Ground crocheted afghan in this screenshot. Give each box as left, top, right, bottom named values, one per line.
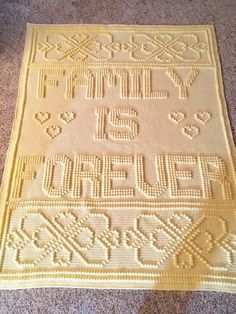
left=0, top=24, right=235, bottom=291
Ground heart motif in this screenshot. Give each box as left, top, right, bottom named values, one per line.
left=192, top=231, right=214, bottom=254
left=169, top=214, right=192, bottom=231
left=45, top=125, right=62, bottom=139
left=158, top=34, right=172, bottom=42
left=194, top=111, right=211, bottom=124
left=99, top=229, right=120, bottom=247
left=182, top=125, right=200, bottom=139
left=34, top=112, right=50, bottom=124
left=174, top=249, right=194, bottom=269
left=59, top=112, right=76, bottom=124
left=194, top=42, right=207, bottom=52
left=169, top=111, right=186, bottom=124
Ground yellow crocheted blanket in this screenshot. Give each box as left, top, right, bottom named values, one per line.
left=0, top=24, right=235, bottom=291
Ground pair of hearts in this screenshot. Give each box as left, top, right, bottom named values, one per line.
left=34, top=111, right=76, bottom=124
left=169, top=111, right=211, bottom=125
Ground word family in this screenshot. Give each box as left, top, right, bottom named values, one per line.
left=12, top=154, right=232, bottom=200
left=37, top=68, right=199, bottom=100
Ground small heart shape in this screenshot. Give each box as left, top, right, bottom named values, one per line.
left=194, top=111, right=211, bottom=124
left=158, top=34, right=172, bottom=42
left=45, top=125, right=62, bottom=139
left=54, top=212, right=77, bottom=228
left=182, top=125, right=200, bottom=139
left=169, top=214, right=192, bottom=231
left=169, top=111, right=186, bottom=124
left=194, top=42, right=207, bottom=52
left=99, top=229, right=120, bottom=248
left=34, top=112, right=50, bottom=124
left=60, top=112, right=76, bottom=124
left=192, top=231, right=214, bottom=254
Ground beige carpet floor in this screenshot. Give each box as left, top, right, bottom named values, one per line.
left=0, top=0, right=235, bottom=313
